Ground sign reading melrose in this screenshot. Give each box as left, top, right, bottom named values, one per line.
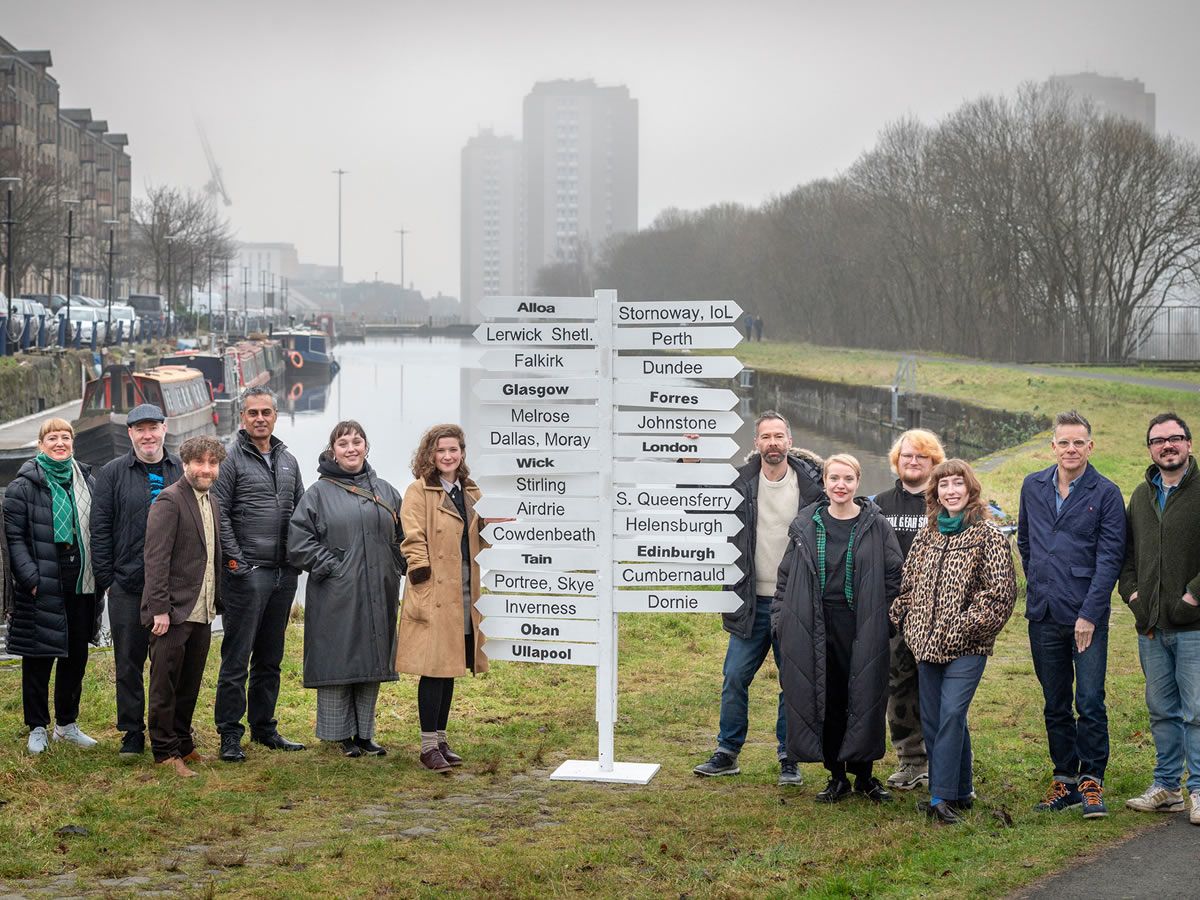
left=474, top=291, right=744, bottom=784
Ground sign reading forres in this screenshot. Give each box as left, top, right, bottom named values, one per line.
left=612, top=384, right=739, bottom=411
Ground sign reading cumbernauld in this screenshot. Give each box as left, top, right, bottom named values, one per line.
left=474, top=291, right=744, bottom=784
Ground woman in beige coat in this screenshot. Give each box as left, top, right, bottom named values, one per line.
left=396, top=423, right=488, bottom=771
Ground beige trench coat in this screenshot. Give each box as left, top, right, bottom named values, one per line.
left=395, top=476, right=488, bottom=677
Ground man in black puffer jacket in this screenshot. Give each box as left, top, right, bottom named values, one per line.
left=211, top=387, right=306, bottom=761
left=693, top=411, right=823, bottom=784
left=91, top=403, right=183, bottom=756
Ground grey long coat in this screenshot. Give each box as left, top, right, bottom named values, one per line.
left=772, top=498, right=903, bottom=764
left=288, top=458, right=404, bottom=687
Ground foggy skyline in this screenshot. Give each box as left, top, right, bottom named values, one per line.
left=9, top=0, right=1200, bottom=298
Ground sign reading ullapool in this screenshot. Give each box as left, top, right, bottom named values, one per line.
left=474, top=291, right=744, bottom=785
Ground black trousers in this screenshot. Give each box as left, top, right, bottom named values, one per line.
left=22, top=590, right=97, bottom=729
left=417, top=634, right=474, bottom=733
left=823, top=602, right=873, bottom=782
left=108, top=583, right=151, bottom=735
left=214, top=566, right=297, bottom=740
left=148, top=620, right=211, bottom=761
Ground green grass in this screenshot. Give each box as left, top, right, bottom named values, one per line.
left=0, top=341, right=1188, bottom=897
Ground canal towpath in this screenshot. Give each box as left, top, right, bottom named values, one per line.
left=0, top=399, right=78, bottom=456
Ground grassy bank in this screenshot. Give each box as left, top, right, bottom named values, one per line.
left=0, top=343, right=1193, bottom=898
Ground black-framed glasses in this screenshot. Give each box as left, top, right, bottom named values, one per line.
left=1148, top=434, right=1189, bottom=448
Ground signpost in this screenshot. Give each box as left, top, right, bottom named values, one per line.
left=474, top=289, right=745, bottom=784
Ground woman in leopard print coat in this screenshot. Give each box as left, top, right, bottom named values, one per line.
left=890, top=459, right=1016, bottom=823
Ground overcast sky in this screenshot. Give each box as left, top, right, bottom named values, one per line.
left=8, top=0, right=1199, bottom=297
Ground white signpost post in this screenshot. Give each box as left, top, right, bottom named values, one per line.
left=475, top=290, right=744, bottom=784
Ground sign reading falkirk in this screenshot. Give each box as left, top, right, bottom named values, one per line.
left=473, top=289, right=745, bottom=785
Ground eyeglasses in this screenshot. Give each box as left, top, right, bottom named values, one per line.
left=1148, top=434, right=1189, bottom=448
left=1053, top=439, right=1090, bottom=450
left=898, top=453, right=929, bottom=462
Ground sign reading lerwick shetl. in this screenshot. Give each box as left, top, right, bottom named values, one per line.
left=474, top=291, right=745, bottom=785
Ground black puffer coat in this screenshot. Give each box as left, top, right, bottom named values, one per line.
left=213, top=430, right=304, bottom=569
left=288, top=455, right=403, bottom=687
left=2, top=458, right=99, bottom=657
left=724, top=449, right=824, bottom=639
left=772, top=498, right=903, bottom=764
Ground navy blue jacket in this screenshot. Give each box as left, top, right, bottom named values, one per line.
left=1017, top=462, right=1126, bottom=626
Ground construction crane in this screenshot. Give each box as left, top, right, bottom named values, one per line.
left=198, top=121, right=232, bottom=207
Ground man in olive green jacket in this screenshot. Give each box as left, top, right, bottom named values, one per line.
left=1118, top=412, right=1200, bottom=824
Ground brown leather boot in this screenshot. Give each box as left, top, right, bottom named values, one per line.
left=157, top=757, right=197, bottom=778
left=419, top=748, right=452, bottom=772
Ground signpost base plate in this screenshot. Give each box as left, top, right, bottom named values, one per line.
left=550, top=759, right=660, bottom=784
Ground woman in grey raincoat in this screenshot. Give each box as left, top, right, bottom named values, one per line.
left=288, top=420, right=404, bottom=757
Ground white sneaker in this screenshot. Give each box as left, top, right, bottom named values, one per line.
left=52, top=723, right=98, bottom=748
left=27, top=726, right=49, bottom=754
left=1125, top=783, right=1185, bottom=813
left=1191, top=793, right=1200, bottom=826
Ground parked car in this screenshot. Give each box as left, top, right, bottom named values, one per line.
left=126, top=293, right=166, bottom=329
left=20, top=293, right=69, bottom=314
left=6, top=296, right=49, bottom=350
left=70, top=293, right=105, bottom=309
left=107, top=303, right=141, bottom=340
left=58, top=306, right=106, bottom=343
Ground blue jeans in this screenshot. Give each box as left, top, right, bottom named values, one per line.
left=1028, top=619, right=1109, bottom=782
left=717, top=597, right=786, bottom=759
left=918, top=655, right=986, bottom=801
left=1137, top=628, right=1200, bottom=791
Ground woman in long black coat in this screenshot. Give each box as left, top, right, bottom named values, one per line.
left=773, top=453, right=903, bottom=802
left=3, top=418, right=100, bottom=754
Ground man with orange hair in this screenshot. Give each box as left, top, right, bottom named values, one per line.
left=875, top=428, right=945, bottom=791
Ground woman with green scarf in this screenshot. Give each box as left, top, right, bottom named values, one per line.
left=890, top=459, right=1016, bottom=824
left=3, top=417, right=99, bottom=755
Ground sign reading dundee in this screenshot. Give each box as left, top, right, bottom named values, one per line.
left=474, top=289, right=744, bottom=785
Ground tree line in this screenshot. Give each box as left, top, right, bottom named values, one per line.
left=539, top=83, right=1200, bottom=363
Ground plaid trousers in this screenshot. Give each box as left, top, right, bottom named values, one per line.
left=314, top=682, right=380, bottom=741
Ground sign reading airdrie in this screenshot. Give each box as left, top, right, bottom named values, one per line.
left=474, top=289, right=744, bottom=785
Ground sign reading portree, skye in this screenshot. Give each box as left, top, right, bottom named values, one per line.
left=473, top=290, right=744, bottom=784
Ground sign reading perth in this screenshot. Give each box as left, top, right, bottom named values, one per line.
left=474, top=289, right=744, bottom=784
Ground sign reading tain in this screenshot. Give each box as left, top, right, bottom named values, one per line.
left=474, top=290, right=745, bottom=784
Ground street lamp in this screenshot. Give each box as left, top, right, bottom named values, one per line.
left=1, top=176, right=20, bottom=308
left=103, top=218, right=119, bottom=343
left=333, top=168, right=347, bottom=313
left=62, top=199, right=80, bottom=345
left=165, top=231, right=185, bottom=337
left=395, top=227, right=409, bottom=291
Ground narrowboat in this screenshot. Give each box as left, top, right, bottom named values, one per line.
left=274, top=328, right=339, bottom=376
left=161, top=341, right=278, bottom=432
left=72, top=365, right=217, bottom=466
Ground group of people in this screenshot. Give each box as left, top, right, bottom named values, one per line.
left=5, top=392, right=1198, bottom=823
left=4, top=387, right=485, bottom=776
left=694, top=409, right=1199, bottom=826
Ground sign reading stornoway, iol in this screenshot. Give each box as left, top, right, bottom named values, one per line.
left=474, top=289, right=745, bottom=785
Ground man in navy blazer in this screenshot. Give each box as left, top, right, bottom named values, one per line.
left=1018, top=410, right=1126, bottom=819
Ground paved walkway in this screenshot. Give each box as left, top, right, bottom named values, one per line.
left=915, top=355, right=1200, bottom=392
left=1014, top=813, right=1195, bottom=899
left=0, top=399, right=78, bottom=450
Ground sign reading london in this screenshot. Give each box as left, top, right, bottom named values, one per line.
left=474, top=289, right=745, bottom=786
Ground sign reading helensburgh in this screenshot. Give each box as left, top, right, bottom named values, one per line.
left=474, top=289, right=744, bottom=784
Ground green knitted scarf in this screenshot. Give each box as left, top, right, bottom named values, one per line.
left=812, top=507, right=858, bottom=609
left=37, top=452, right=77, bottom=543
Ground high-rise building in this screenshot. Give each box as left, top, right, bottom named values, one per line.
left=1050, top=72, right=1156, bottom=132
left=460, top=129, right=523, bottom=321
left=522, top=79, right=638, bottom=288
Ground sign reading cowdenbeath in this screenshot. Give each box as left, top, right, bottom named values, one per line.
left=473, top=289, right=745, bottom=785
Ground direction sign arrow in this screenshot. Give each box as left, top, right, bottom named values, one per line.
left=475, top=594, right=599, bottom=620
left=613, top=355, right=745, bottom=380
left=612, top=462, right=739, bottom=485
left=614, top=562, right=743, bottom=586
left=614, top=511, right=743, bottom=538
left=474, top=377, right=601, bottom=403
left=482, top=521, right=599, bottom=546
left=474, top=451, right=601, bottom=477
left=479, top=617, right=600, bottom=644
left=481, top=426, right=599, bottom=452
left=483, top=569, right=600, bottom=596
left=476, top=473, right=600, bottom=498
left=613, top=539, right=739, bottom=564
left=613, top=486, right=743, bottom=511
left=615, top=300, right=743, bottom=325
left=479, top=405, right=599, bottom=429
left=613, top=590, right=743, bottom=614
left=613, top=435, right=738, bottom=460
left=484, top=639, right=599, bottom=667
left=476, top=546, right=600, bottom=572
left=613, top=410, right=742, bottom=434
left=613, top=383, right=738, bottom=411
left=479, top=295, right=598, bottom=320
left=613, top=326, right=742, bottom=351
left=474, top=323, right=597, bottom=346
left=480, top=348, right=599, bottom=373
left=474, top=495, right=599, bottom=521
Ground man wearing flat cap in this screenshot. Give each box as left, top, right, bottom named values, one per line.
left=90, top=404, right=182, bottom=757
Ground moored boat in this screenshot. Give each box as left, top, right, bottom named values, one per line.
left=274, top=328, right=339, bottom=377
